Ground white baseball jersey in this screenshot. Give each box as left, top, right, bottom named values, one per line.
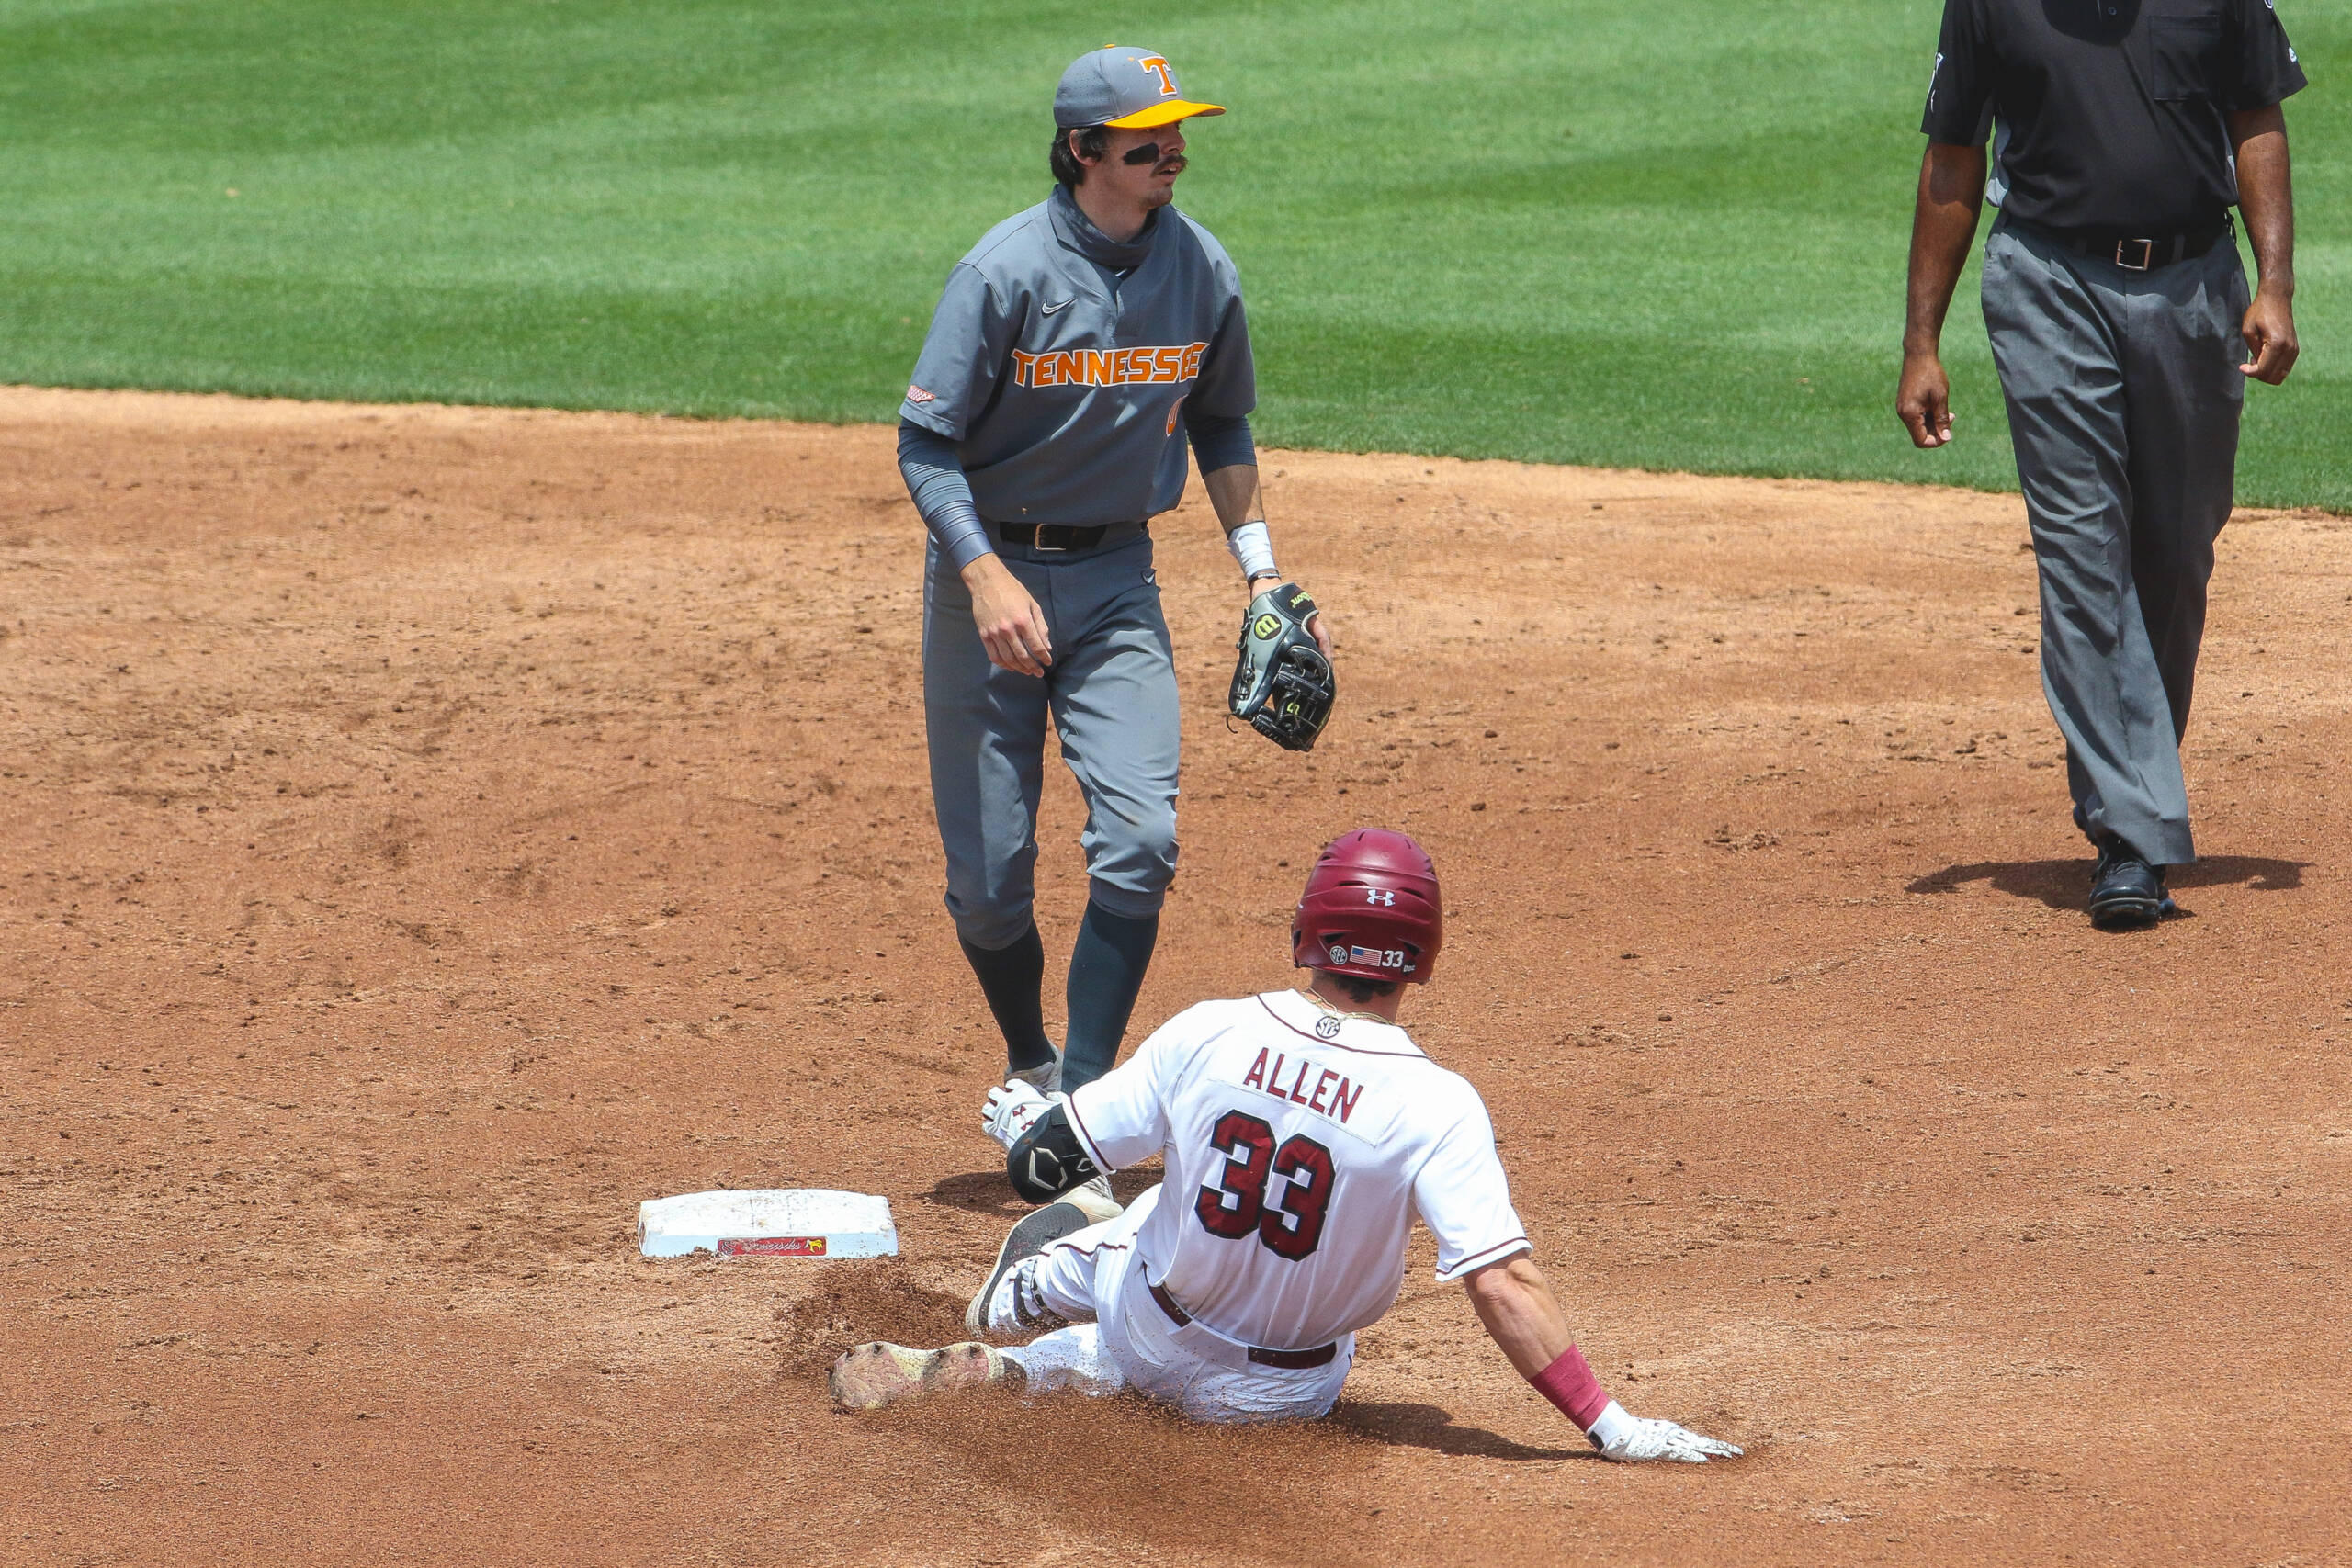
left=1065, top=989, right=1529, bottom=1352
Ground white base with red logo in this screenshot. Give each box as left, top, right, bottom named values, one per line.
left=636, top=1189, right=899, bottom=1260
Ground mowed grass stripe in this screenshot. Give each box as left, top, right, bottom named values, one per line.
left=1, top=0, right=2344, bottom=504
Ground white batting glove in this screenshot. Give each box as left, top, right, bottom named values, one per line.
left=980, top=1079, right=1061, bottom=1151
left=1586, top=1401, right=1743, bottom=1463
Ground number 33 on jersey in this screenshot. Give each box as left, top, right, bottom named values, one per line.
left=1064, top=989, right=1531, bottom=1354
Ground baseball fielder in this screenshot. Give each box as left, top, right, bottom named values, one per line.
left=830, top=830, right=1743, bottom=1461
left=898, top=45, right=1332, bottom=1156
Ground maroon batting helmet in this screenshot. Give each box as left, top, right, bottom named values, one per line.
left=1291, top=828, right=1443, bottom=984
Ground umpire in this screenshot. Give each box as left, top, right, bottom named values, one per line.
left=1897, top=0, right=2304, bottom=929
left=897, top=47, right=1329, bottom=1122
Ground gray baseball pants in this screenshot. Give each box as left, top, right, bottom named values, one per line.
left=922, top=530, right=1180, bottom=951
left=1980, top=217, right=2250, bottom=866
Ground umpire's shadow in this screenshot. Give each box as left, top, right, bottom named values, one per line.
left=1332, top=1401, right=1594, bottom=1461
left=1906, top=853, right=2309, bottom=911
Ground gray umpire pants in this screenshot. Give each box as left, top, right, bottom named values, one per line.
left=1980, top=216, right=2250, bottom=866
left=922, top=531, right=1180, bottom=951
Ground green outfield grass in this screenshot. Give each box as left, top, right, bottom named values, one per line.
left=3, top=1, right=2345, bottom=504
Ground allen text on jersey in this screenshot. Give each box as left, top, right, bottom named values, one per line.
left=1239, top=1046, right=1363, bottom=1125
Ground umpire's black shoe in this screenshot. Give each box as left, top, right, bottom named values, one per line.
left=2088, top=847, right=2175, bottom=930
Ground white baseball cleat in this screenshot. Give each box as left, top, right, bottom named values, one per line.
left=828, top=1340, right=1021, bottom=1412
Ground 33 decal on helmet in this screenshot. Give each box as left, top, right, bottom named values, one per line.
left=1292, top=829, right=1442, bottom=983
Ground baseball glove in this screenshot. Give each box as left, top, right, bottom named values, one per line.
left=1228, top=582, right=1333, bottom=751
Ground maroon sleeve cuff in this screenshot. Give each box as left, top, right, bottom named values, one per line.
left=1529, top=1344, right=1612, bottom=1431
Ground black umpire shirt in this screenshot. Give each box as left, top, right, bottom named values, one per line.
left=1923, top=0, right=2305, bottom=234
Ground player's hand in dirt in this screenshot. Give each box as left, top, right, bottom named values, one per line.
left=962, top=554, right=1053, bottom=676
left=1896, top=352, right=1955, bottom=448
left=980, top=1078, right=1058, bottom=1151
left=1592, top=1410, right=1743, bottom=1464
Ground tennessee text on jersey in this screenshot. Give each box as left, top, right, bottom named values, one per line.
left=1010, top=343, right=1208, bottom=389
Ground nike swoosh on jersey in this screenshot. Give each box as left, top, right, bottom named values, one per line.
left=1041, top=299, right=1074, bottom=315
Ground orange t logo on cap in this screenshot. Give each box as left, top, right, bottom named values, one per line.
left=1137, top=55, right=1176, bottom=94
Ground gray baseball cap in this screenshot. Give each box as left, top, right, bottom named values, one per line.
left=1054, top=46, right=1226, bottom=130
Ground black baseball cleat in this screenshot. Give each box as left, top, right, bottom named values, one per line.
left=965, top=1199, right=1100, bottom=1333
left=2088, top=846, right=2175, bottom=930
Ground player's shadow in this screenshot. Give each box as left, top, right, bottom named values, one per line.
left=1331, top=1401, right=1593, bottom=1462
left=922, top=1167, right=1163, bottom=1217
left=1905, top=854, right=2309, bottom=911
left=923, top=1171, right=1029, bottom=1217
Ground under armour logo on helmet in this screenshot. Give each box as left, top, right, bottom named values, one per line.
left=1365, top=888, right=1396, bottom=906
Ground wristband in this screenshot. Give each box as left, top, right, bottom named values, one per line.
left=1528, top=1345, right=1613, bottom=1431
left=1226, top=520, right=1276, bottom=582
left=1583, top=1400, right=1637, bottom=1452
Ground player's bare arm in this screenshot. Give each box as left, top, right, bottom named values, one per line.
left=2229, top=104, right=2297, bottom=386
left=959, top=553, right=1053, bottom=676
left=1460, top=1252, right=1569, bottom=1373
left=1202, top=462, right=1332, bottom=659
left=1463, top=1253, right=1740, bottom=1463
left=1897, top=140, right=1987, bottom=449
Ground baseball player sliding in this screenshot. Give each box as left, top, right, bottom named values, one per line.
left=898, top=43, right=1334, bottom=1182
left=831, top=830, right=1742, bottom=1461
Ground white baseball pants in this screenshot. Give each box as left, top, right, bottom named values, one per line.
left=993, top=1185, right=1355, bottom=1424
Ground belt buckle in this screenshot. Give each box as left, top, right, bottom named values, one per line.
left=1030, top=525, right=1072, bottom=554
left=2114, top=237, right=2154, bottom=272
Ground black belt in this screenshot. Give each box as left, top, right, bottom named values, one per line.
left=992, top=522, right=1134, bottom=553
left=2018, top=218, right=2229, bottom=273
left=1148, top=1280, right=1338, bottom=1369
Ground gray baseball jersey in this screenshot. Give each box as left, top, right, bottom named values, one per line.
left=899, top=186, right=1255, bottom=526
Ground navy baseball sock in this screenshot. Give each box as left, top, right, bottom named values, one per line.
left=1061, top=902, right=1159, bottom=1091
left=958, top=925, right=1057, bottom=1077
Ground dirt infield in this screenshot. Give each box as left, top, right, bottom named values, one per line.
left=2, top=386, right=2346, bottom=1566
